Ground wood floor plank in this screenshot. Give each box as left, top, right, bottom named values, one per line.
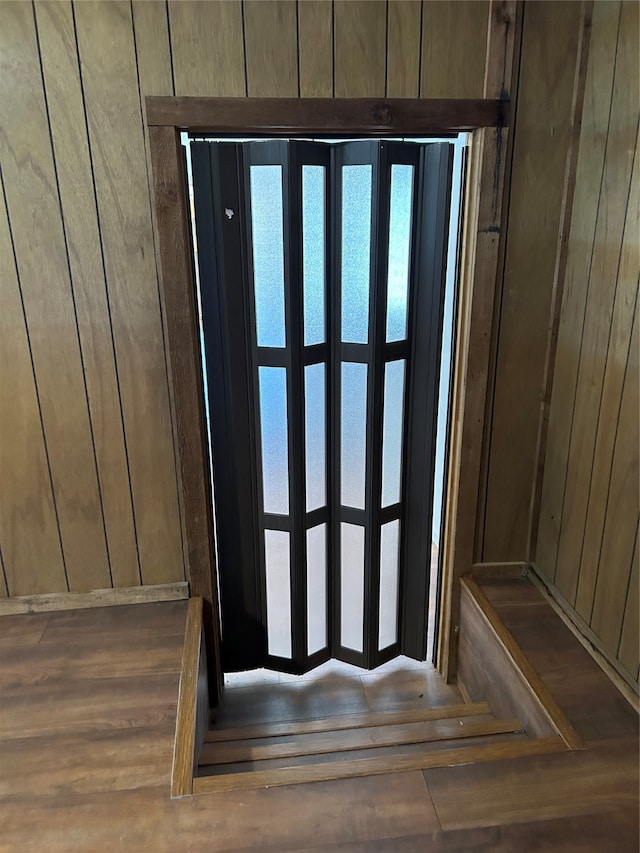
left=206, top=702, right=492, bottom=743
left=0, top=772, right=440, bottom=853
left=193, top=737, right=566, bottom=795
left=0, top=613, right=50, bottom=647
left=0, top=673, right=180, bottom=740
left=424, top=738, right=639, bottom=831
left=199, top=717, right=521, bottom=766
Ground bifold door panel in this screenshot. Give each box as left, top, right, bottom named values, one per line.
left=190, top=139, right=453, bottom=674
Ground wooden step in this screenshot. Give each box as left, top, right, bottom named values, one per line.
left=199, top=715, right=521, bottom=766
left=205, top=701, right=491, bottom=743
left=192, top=735, right=567, bottom=794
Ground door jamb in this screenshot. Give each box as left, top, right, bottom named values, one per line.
left=148, top=59, right=516, bottom=702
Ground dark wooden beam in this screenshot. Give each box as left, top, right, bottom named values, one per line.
left=146, top=96, right=509, bottom=134
left=148, top=124, right=222, bottom=707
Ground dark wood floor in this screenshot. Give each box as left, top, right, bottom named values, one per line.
left=0, top=579, right=637, bottom=852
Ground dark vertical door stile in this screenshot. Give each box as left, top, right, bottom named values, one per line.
left=402, top=143, right=454, bottom=660
left=189, top=138, right=454, bottom=675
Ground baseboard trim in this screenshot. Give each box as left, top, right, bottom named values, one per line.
left=0, top=582, right=189, bottom=615
left=527, top=564, right=639, bottom=713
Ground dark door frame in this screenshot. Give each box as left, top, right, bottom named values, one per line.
left=148, top=95, right=512, bottom=706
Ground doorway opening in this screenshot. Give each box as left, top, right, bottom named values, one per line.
left=182, top=134, right=466, bottom=687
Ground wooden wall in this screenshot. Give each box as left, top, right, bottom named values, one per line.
left=533, top=1, right=639, bottom=688
left=0, top=0, right=494, bottom=598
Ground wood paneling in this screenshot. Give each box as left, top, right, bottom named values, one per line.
left=421, top=1, right=489, bottom=98
left=35, top=0, right=140, bottom=588
left=482, top=0, right=584, bottom=561
left=534, top=1, right=640, bottom=687
left=0, top=175, right=65, bottom=595
left=0, top=2, right=110, bottom=592
left=74, top=1, right=183, bottom=586
left=334, top=0, right=386, bottom=98
left=387, top=1, right=422, bottom=98
left=168, top=0, right=245, bottom=97
left=244, top=1, right=298, bottom=97
left=298, top=0, right=333, bottom=98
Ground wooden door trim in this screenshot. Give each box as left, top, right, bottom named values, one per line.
left=146, top=96, right=508, bottom=135
left=147, top=90, right=512, bottom=698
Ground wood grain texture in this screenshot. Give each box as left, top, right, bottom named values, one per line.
left=535, top=0, right=621, bottom=581
left=386, top=0, right=421, bottom=98
left=0, top=1, right=110, bottom=592
left=528, top=563, right=640, bottom=708
left=0, top=597, right=636, bottom=850
left=438, top=125, right=510, bottom=677
left=0, top=167, right=65, bottom=595
left=131, top=0, right=174, bottom=97
left=199, top=717, right=523, bottom=766
left=554, top=4, right=638, bottom=605
left=298, top=0, right=333, bottom=98
left=0, top=582, right=188, bottom=616
left=617, top=529, right=639, bottom=680
left=244, top=0, right=298, bottom=97
left=146, top=95, right=507, bottom=133
left=168, top=0, right=245, bottom=97
left=460, top=577, right=584, bottom=748
left=74, top=0, right=183, bottom=587
left=206, top=702, right=492, bottom=743
left=590, top=309, right=639, bottom=648
left=148, top=124, right=221, bottom=705
left=533, top=2, right=639, bottom=686
left=421, top=1, right=489, bottom=98
left=35, top=0, right=140, bottom=588
left=334, top=0, right=386, bottom=97
left=575, top=146, right=639, bottom=619
left=425, top=739, right=638, bottom=831
left=171, top=597, right=203, bottom=797
left=483, top=0, right=584, bottom=561
left=193, top=737, right=565, bottom=795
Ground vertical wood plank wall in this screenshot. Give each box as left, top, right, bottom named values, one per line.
left=534, top=1, right=639, bottom=687
left=0, top=0, right=492, bottom=599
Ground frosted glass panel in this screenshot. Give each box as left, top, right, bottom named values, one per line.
left=379, top=520, right=400, bottom=650
left=304, top=363, right=326, bottom=512
left=341, top=165, right=372, bottom=343
left=265, top=530, right=291, bottom=658
left=341, top=362, right=368, bottom=509
left=307, top=524, right=327, bottom=655
left=386, top=165, right=414, bottom=342
left=381, top=360, right=406, bottom=508
left=341, top=523, right=365, bottom=652
left=258, top=367, right=289, bottom=515
left=250, top=166, right=286, bottom=348
left=303, top=166, right=326, bottom=346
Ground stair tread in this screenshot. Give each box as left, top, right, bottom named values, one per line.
left=193, top=735, right=567, bottom=794
left=205, top=701, right=492, bottom=743
left=199, top=715, right=522, bottom=767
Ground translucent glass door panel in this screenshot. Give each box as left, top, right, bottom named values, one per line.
left=381, top=360, right=406, bottom=508
left=265, top=530, right=292, bottom=658
left=250, top=166, right=286, bottom=348
left=303, top=166, right=326, bottom=346
left=379, top=520, right=400, bottom=650
left=304, top=363, right=326, bottom=512
left=341, top=165, right=372, bottom=343
left=340, top=523, right=365, bottom=652
left=341, top=362, right=368, bottom=509
left=307, top=524, right=327, bottom=655
left=386, top=165, right=414, bottom=342
left=258, top=366, right=289, bottom=515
